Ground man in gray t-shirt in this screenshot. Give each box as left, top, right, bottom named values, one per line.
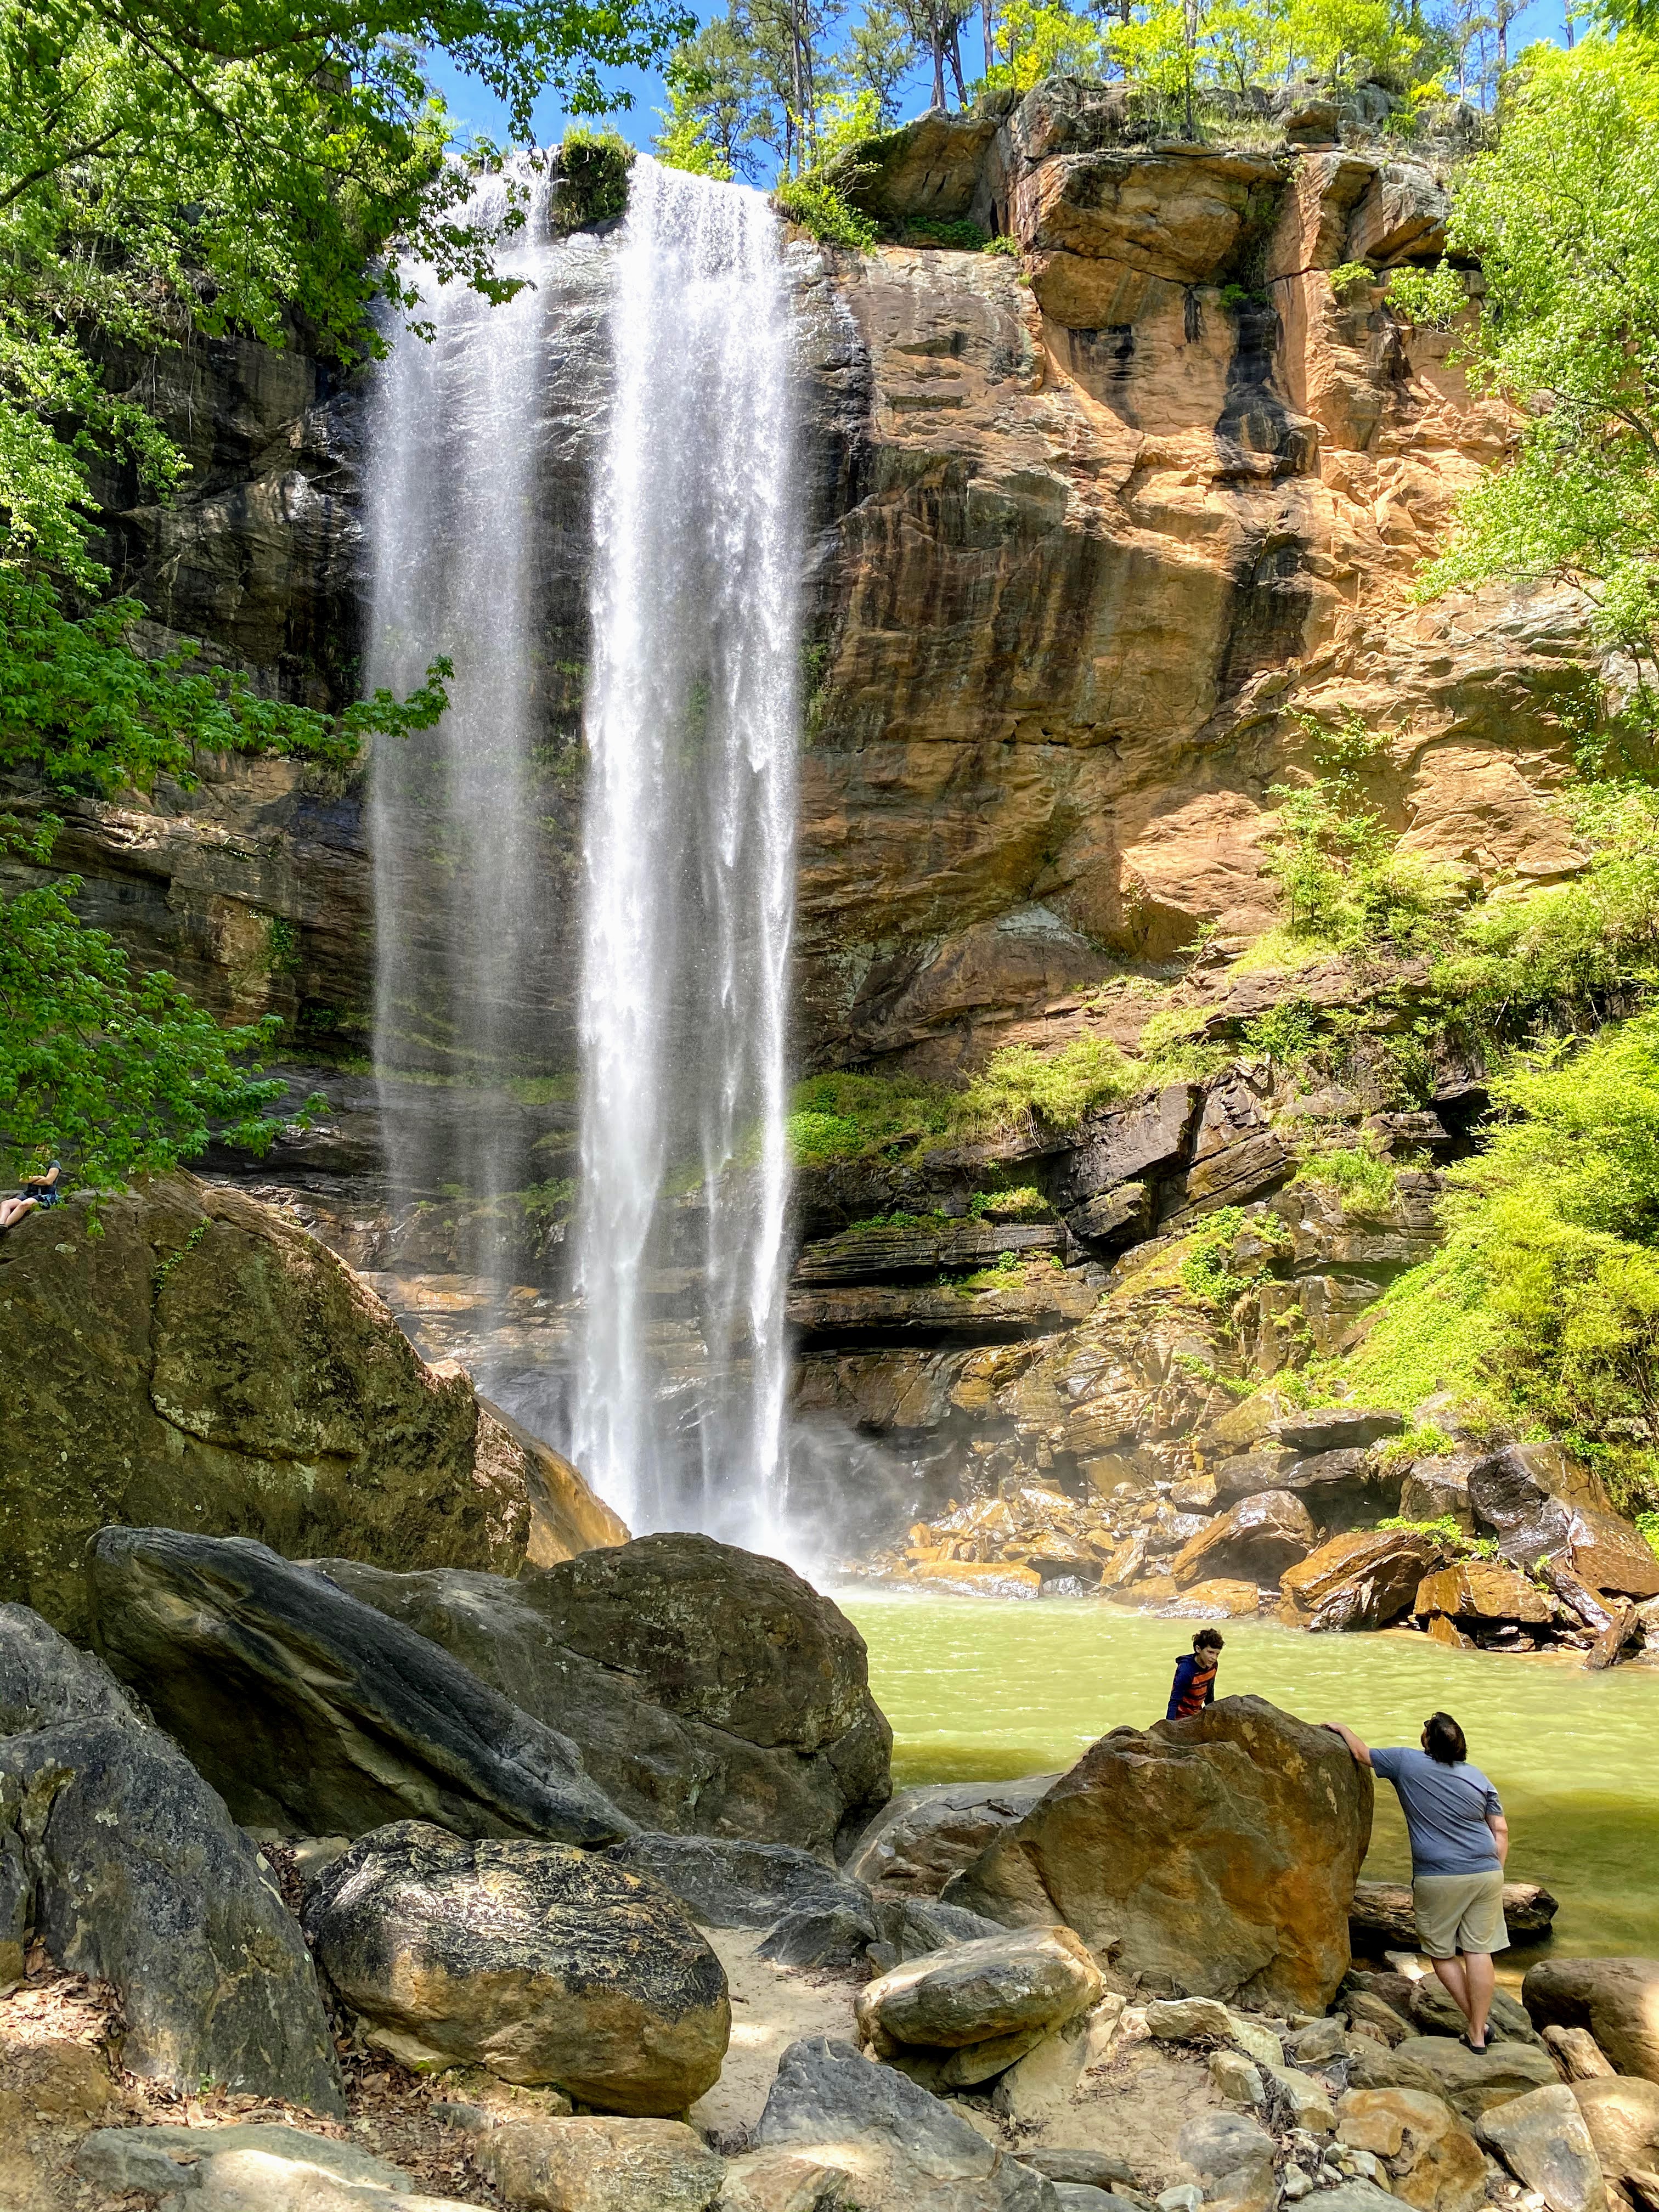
left=1325, top=1711, right=1510, bottom=2051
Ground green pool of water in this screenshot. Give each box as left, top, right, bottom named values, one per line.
left=840, top=1592, right=1659, bottom=1961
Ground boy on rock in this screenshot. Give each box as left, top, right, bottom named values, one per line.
left=1167, top=1627, right=1224, bottom=1720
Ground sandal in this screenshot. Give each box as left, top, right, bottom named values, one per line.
left=1462, top=2034, right=1489, bottom=2053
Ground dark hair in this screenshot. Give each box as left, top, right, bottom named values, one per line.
left=1424, top=1712, right=1467, bottom=1765
left=1194, top=1629, right=1226, bottom=1654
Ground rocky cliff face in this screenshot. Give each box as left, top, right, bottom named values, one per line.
left=10, top=80, right=1595, bottom=1096
left=10, top=85, right=1626, bottom=1578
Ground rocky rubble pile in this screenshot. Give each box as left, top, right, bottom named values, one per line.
left=861, top=1420, right=1659, bottom=1669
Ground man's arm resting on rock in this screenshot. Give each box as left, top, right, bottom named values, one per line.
left=1322, top=1722, right=1373, bottom=1765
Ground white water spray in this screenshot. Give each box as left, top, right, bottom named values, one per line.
left=571, top=160, right=802, bottom=1545
left=365, top=169, right=554, bottom=1257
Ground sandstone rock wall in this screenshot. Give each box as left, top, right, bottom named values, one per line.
left=8, top=81, right=1600, bottom=1110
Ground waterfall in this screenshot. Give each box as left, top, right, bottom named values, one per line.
left=366, top=168, right=556, bottom=1269
left=571, top=159, right=802, bottom=1548
left=366, top=156, right=802, bottom=1547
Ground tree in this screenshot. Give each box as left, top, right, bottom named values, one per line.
left=0, top=0, right=692, bottom=1187
left=895, top=0, right=974, bottom=108
left=988, top=0, right=1105, bottom=88
left=658, top=15, right=780, bottom=175
left=1418, top=36, right=1659, bottom=700
left=842, top=0, right=919, bottom=120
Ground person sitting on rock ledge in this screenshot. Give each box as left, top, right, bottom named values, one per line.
left=1323, top=1709, right=1510, bottom=2052
left=1167, top=1627, right=1224, bottom=1720
left=0, top=1158, right=60, bottom=1231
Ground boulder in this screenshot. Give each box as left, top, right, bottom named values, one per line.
left=855, top=1925, right=1103, bottom=2050
left=721, top=2153, right=854, bottom=2212
left=1334, top=2088, right=1486, bottom=2212
left=753, top=2036, right=1058, bottom=2210
left=1408, top=1978, right=1540, bottom=2046
left=1391, top=2036, right=1558, bottom=2120
left=1545, top=2028, right=1616, bottom=2082
left=1166, top=1579, right=1263, bottom=1618
left=0, top=1177, right=588, bottom=1640
left=303, top=1821, right=729, bottom=2112
left=941, top=1696, right=1372, bottom=2013
left=316, top=1537, right=891, bottom=1854
left=1279, top=1449, right=1399, bottom=1527
left=758, top=1904, right=878, bottom=1968
left=86, top=1527, right=630, bottom=1844
left=873, top=1894, right=1012, bottom=1963
left=1414, top=1560, right=1555, bottom=1627
left=1523, top=1959, right=1659, bottom=2084
left=1350, top=1880, right=1558, bottom=1954
left=1270, top=1409, right=1406, bottom=1454
left=1571, top=2076, right=1659, bottom=2186
left=1054, top=1086, right=1201, bottom=1207
left=1479, top=2084, right=1607, bottom=2212
left=1168, top=1493, right=1317, bottom=1589
left=475, top=2115, right=727, bottom=2211
left=602, top=1832, right=872, bottom=1929
left=845, top=1776, right=1062, bottom=1898
left=1022, top=2151, right=1138, bottom=2191
left=1279, top=1528, right=1444, bottom=1632
left=1176, top=2110, right=1278, bottom=2208
left=1214, top=1450, right=1297, bottom=1502
left=76, top=2123, right=476, bottom=2208
left=1399, top=1458, right=1476, bottom=1532
left=0, top=1685, right=342, bottom=2112
left=1469, top=1449, right=1659, bottom=1597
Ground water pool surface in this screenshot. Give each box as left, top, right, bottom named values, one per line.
left=841, top=1593, right=1659, bottom=1960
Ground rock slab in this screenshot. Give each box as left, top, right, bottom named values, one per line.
left=0, top=1606, right=342, bottom=2113
left=1524, top=1958, right=1659, bottom=2085
left=318, top=1537, right=890, bottom=1856
left=855, top=1925, right=1103, bottom=2050
left=304, top=1821, right=729, bottom=2113
left=87, top=1526, right=630, bottom=1844
left=1479, top=2084, right=1607, bottom=2212
left=476, top=2115, right=727, bottom=2211
left=942, top=1696, right=1372, bottom=2013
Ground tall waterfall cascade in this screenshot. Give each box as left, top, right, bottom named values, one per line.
left=572, top=161, right=802, bottom=1547
left=367, top=158, right=803, bottom=1549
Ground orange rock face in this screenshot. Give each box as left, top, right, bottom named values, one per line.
left=797, top=89, right=1599, bottom=1073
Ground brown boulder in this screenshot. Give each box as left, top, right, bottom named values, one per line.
left=939, top=1695, right=1372, bottom=2013
left=1335, top=2086, right=1487, bottom=2212
left=1169, top=1493, right=1316, bottom=1590
left=1524, top=1959, right=1659, bottom=2085
left=0, top=1177, right=608, bottom=1641
left=1414, top=1561, right=1555, bottom=1626
left=1571, top=2076, right=1659, bottom=2186
left=1280, top=1528, right=1444, bottom=1632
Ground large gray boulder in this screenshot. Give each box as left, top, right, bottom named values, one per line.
left=0, top=1605, right=342, bottom=2112
left=754, top=2036, right=1059, bottom=2210
left=1469, top=1449, right=1659, bottom=1598
left=1571, top=2076, right=1659, bottom=2187
left=317, top=1534, right=891, bottom=1854
left=845, top=1776, right=1060, bottom=1898
left=602, top=1832, right=873, bottom=1928
left=86, top=1527, right=631, bottom=1844
left=304, top=1821, right=729, bottom=2114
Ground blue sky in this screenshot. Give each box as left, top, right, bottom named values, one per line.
left=421, top=0, right=1579, bottom=168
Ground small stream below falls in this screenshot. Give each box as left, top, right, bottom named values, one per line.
left=844, top=1593, right=1659, bottom=1960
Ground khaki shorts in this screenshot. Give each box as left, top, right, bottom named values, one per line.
left=1413, top=1869, right=1509, bottom=1959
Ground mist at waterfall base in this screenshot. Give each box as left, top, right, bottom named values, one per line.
left=369, top=157, right=819, bottom=1559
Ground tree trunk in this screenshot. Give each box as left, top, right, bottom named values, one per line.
left=983, top=0, right=995, bottom=78
left=930, top=31, right=946, bottom=109
left=947, top=21, right=967, bottom=105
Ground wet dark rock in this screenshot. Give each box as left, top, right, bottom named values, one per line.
left=845, top=1780, right=1063, bottom=1899
left=1067, top=1181, right=1154, bottom=1251
left=1053, top=1087, right=1201, bottom=1210
left=87, top=1527, right=631, bottom=1844
left=1279, top=1528, right=1447, bottom=1633
left=0, top=1605, right=341, bottom=2111
left=1269, top=1409, right=1406, bottom=1455
left=1470, top=1450, right=1659, bottom=1598
left=317, top=1537, right=890, bottom=1855
left=1279, top=1448, right=1401, bottom=1527
left=304, top=1820, right=729, bottom=2112
left=602, top=1833, right=873, bottom=1929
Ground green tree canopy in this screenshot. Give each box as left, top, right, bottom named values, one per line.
left=1419, top=35, right=1659, bottom=701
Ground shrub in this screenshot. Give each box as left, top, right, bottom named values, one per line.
left=1290, top=1144, right=1398, bottom=1215
left=787, top=1071, right=958, bottom=1163
left=984, top=233, right=1022, bottom=256
left=774, top=171, right=878, bottom=251
left=1375, top=1513, right=1498, bottom=1559
left=904, top=217, right=990, bottom=251
left=969, top=1184, right=1052, bottom=1220
left=553, top=129, right=634, bottom=230
left=1329, top=261, right=1378, bottom=302
left=1386, top=261, right=1467, bottom=331
left=1179, top=1207, right=1249, bottom=1313
left=962, top=1035, right=1143, bottom=1131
